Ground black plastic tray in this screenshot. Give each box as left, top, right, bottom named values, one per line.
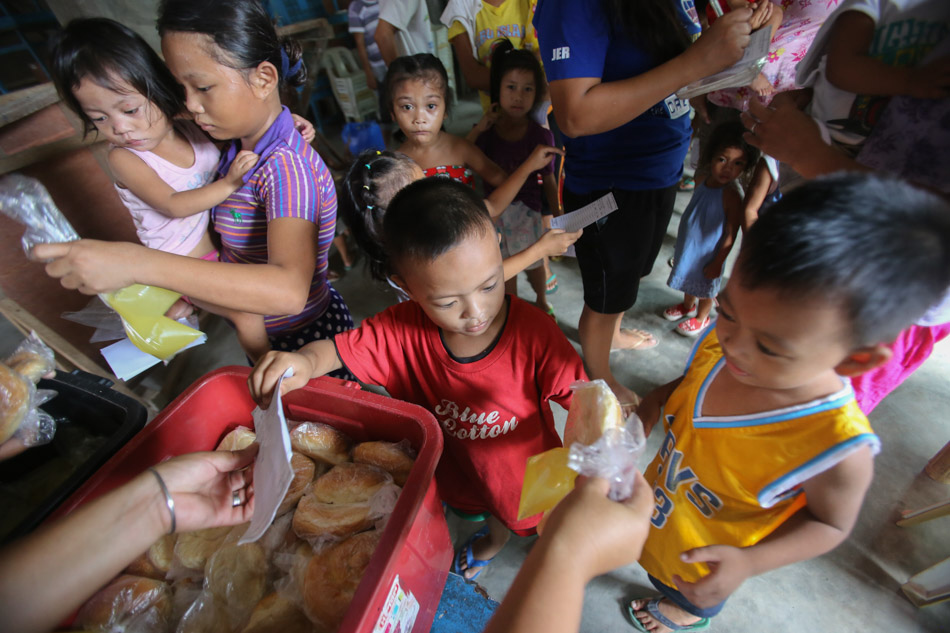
left=0, top=370, right=146, bottom=544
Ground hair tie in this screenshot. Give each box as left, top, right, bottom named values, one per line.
left=363, top=185, right=370, bottom=190
left=365, top=163, right=372, bottom=169
left=367, top=205, right=374, bottom=210
left=279, top=48, right=303, bottom=79
left=376, top=150, right=381, bottom=155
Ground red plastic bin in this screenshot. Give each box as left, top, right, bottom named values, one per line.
left=49, top=366, right=453, bottom=633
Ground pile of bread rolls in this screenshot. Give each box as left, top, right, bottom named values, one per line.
left=74, top=422, right=416, bottom=633
left=0, top=333, right=56, bottom=448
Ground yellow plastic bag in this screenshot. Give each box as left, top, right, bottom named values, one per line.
left=103, top=284, right=203, bottom=360
left=517, top=447, right=577, bottom=520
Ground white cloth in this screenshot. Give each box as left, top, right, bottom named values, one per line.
left=440, top=0, right=481, bottom=57
left=796, top=0, right=950, bottom=146
left=379, top=0, right=435, bottom=57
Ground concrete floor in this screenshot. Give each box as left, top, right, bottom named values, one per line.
left=4, top=98, right=947, bottom=632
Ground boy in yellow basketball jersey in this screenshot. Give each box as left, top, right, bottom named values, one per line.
left=626, top=174, right=950, bottom=633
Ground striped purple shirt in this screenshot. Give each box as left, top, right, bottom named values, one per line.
left=213, top=107, right=337, bottom=334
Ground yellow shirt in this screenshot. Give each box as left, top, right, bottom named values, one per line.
left=638, top=328, right=880, bottom=587
left=447, top=0, right=539, bottom=111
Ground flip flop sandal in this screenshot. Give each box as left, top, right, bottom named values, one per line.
left=612, top=328, right=659, bottom=351
left=545, top=273, right=559, bottom=295
left=625, top=598, right=711, bottom=632
left=677, top=175, right=696, bottom=191
left=452, top=526, right=495, bottom=582
left=546, top=304, right=556, bottom=320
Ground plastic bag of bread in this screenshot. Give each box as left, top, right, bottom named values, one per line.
left=4, top=332, right=55, bottom=383
left=292, top=463, right=399, bottom=545
left=215, top=426, right=257, bottom=452
left=170, top=526, right=232, bottom=577
left=126, top=533, right=177, bottom=581
left=303, top=530, right=381, bottom=631
left=352, top=440, right=416, bottom=486
left=289, top=421, right=350, bottom=465
left=240, top=592, right=312, bottom=633
left=203, top=542, right=269, bottom=630
left=0, top=361, right=57, bottom=451
left=76, top=574, right=172, bottom=632
left=0, top=174, right=80, bottom=253
left=518, top=380, right=646, bottom=521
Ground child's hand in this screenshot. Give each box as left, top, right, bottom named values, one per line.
left=540, top=474, right=654, bottom=582
left=33, top=240, right=137, bottom=294
left=524, top=144, right=565, bottom=172
left=473, top=106, right=500, bottom=135
left=291, top=113, right=317, bottom=143
left=702, top=259, right=724, bottom=279
left=904, top=55, right=950, bottom=99
left=537, top=228, right=582, bottom=258
left=248, top=350, right=315, bottom=408
left=691, top=95, right=711, bottom=127
left=673, top=545, right=754, bottom=608
left=748, top=0, right=773, bottom=31
left=225, top=150, right=259, bottom=187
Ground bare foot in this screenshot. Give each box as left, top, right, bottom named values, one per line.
left=629, top=598, right=702, bottom=633
left=611, top=328, right=658, bottom=351
left=750, top=72, right=773, bottom=98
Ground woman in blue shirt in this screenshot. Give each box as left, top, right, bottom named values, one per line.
left=535, top=0, right=753, bottom=407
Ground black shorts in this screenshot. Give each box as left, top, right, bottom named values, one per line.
left=564, top=185, right=677, bottom=314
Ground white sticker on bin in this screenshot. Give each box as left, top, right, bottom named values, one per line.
left=550, top=192, right=619, bottom=257
left=373, top=575, right=419, bottom=633
left=239, top=368, right=294, bottom=545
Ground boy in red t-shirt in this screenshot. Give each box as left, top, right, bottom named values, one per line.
left=250, top=177, right=587, bottom=580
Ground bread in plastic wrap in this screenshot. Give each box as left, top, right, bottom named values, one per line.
left=215, top=426, right=256, bottom=452
left=174, top=526, right=232, bottom=572
left=352, top=441, right=415, bottom=486
left=311, top=462, right=392, bottom=504
left=303, top=530, right=380, bottom=631
left=76, top=574, right=172, bottom=632
left=562, top=379, right=625, bottom=446
left=240, top=593, right=312, bottom=633
left=4, top=332, right=55, bottom=383
left=277, top=452, right=317, bottom=516
left=289, top=421, right=350, bottom=465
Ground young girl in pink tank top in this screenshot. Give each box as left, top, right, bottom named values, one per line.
left=51, top=18, right=271, bottom=360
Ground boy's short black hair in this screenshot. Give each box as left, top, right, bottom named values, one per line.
left=49, top=17, right=184, bottom=137
left=383, top=178, right=493, bottom=273
left=737, top=173, right=950, bottom=346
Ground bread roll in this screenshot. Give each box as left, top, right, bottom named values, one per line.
left=303, top=530, right=380, bottom=630
left=241, top=593, right=312, bottom=633
left=353, top=441, right=415, bottom=485
left=147, top=533, right=176, bottom=574
left=563, top=379, right=625, bottom=446
left=277, top=452, right=316, bottom=516
left=174, top=526, right=231, bottom=571
left=292, top=494, right=373, bottom=541
left=204, top=542, right=268, bottom=610
left=290, top=421, right=350, bottom=465
left=6, top=350, right=54, bottom=384
left=124, top=551, right=165, bottom=581
left=216, top=426, right=257, bottom=451
left=0, top=363, right=30, bottom=444
left=76, top=575, right=172, bottom=631
left=312, top=462, right=392, bottom=504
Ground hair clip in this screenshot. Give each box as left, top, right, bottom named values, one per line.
left=363, top=185, right=370, bottom=190
left=376, top=150, right=381, bottom=155
left=365, top=163, right=372, bottom=170
left=367, top=205, right=374, bottom=210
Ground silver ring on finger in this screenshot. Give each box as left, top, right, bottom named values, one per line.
left=232, top=490, right=243, bottom=507
left=750, top=122, right=758, bottom=135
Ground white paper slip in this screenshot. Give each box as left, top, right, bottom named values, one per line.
left=550, top=192, right=618, bottom=257
left=239, top=368, right=295, bottom=545
left=676, top=29, right=772, bottom=100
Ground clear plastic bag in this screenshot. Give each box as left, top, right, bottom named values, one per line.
left=4, top=331, right=56, bottom=383
left=519, top=382, right=647, bottom=520
left=0, top=174, right=80, bottom=253
left=0, top=362, right=57, bottom=448
left=62, top=296, right=127, bottom=343
left=0, top=175, right=204, bottom=361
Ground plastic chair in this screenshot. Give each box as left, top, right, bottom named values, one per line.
left=322, top=47, right=379, bottom=123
